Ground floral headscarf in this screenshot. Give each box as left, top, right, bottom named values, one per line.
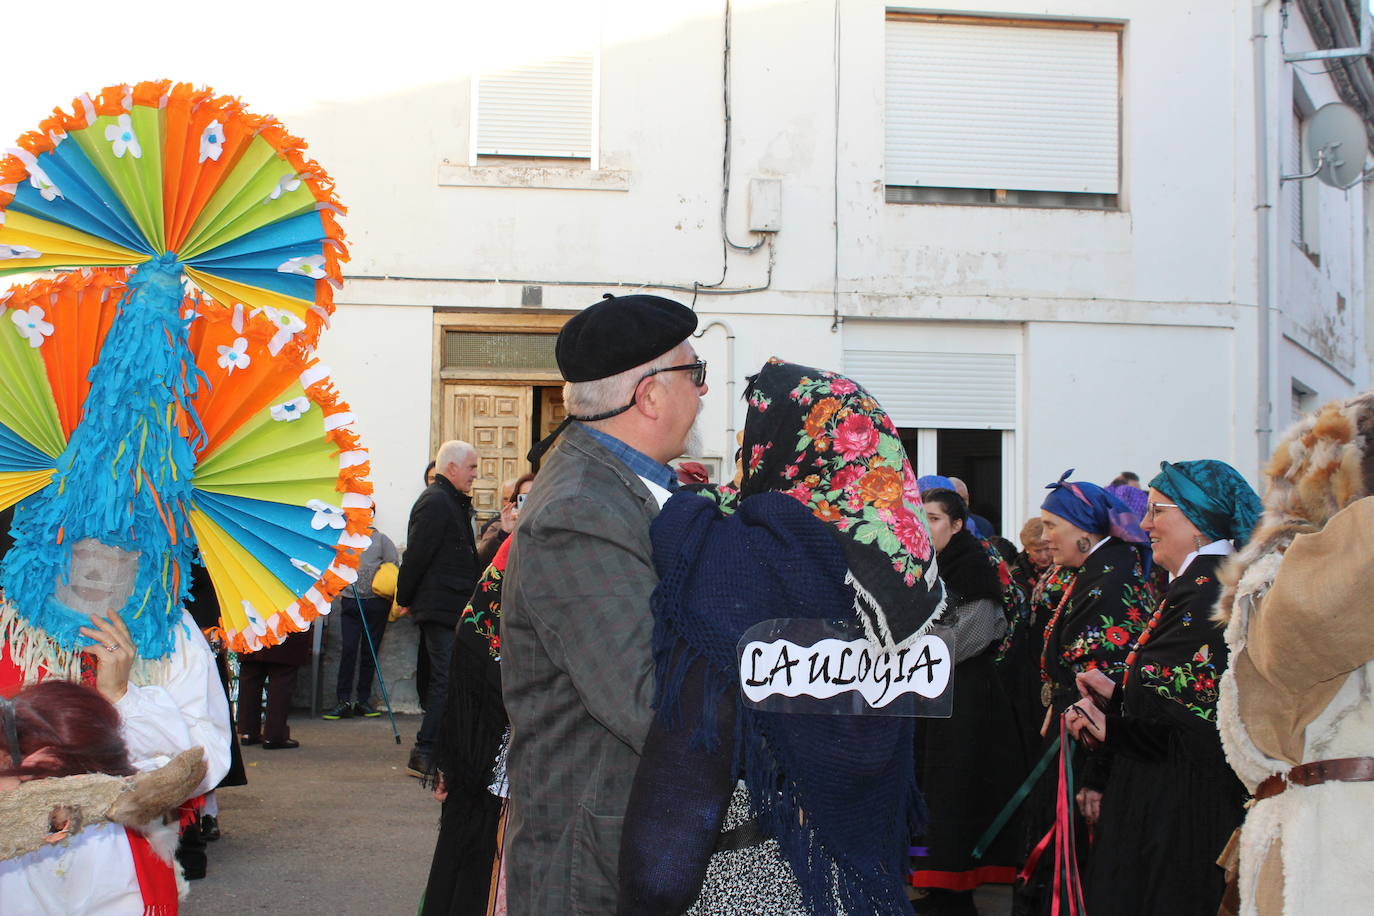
left=712, top=358, right=945, bottom=648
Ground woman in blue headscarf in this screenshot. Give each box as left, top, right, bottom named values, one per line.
left=1066, top=460, right=1259, bottom=916
left=1014, top=471, right=1156, bottom=913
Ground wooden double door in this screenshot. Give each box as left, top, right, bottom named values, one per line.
left=441, top=384, right=566, bottom=519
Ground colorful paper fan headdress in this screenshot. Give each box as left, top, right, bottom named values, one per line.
left=0, top=80, right=370, bottom=669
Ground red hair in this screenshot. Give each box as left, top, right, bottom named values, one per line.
left=0, top=680, right=136, bottom=779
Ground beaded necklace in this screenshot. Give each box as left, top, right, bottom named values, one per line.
left=1038, top=578, right=1079, bottom=707
left=1120, top=595, right=1169, bottom=689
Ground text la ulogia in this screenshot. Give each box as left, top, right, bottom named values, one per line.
left=739, top=630, right=951, bottom=709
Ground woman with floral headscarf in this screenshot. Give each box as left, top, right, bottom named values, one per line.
left=1064, top=459, right=1258, bottom=915
left=617, top=359, right=945, bottom=916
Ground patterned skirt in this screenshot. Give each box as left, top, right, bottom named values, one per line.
left=685, top=783, right=846, bottom=916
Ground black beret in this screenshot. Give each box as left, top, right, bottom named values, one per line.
left=556, top=294, right=698, bottom=382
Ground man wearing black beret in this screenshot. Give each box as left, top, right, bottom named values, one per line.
left=502, top=293, right=707, bottom=914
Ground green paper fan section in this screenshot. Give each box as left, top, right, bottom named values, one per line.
left=192, top=382, right=341, bottom=506
left=0, top=318, right=67, bottom=458
left=71, top=108, right=167, bottom=254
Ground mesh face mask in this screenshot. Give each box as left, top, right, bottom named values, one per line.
left=53, top=539, right=140, bottom=618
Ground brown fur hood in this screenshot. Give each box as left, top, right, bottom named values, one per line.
left=1215, top=390, right=1374, bottom=623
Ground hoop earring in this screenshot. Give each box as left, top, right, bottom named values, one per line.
left=1075, top=537, right=1091, bottom=554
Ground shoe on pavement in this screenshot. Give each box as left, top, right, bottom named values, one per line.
left=262, top=738, right=301, bottom=750
left=239, top=734, right=261, bottom=746
left=199, top=814, right=221, bottom=842
left=353, top=700, right=381, bottom=718
left=406, top=748, right=432, bottom=778
left=322, top=701, right=354, bottom=720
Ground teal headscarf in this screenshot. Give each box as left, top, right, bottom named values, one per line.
left=1149, top=460, right=1262, bottom=548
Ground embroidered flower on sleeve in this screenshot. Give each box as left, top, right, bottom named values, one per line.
left=105, top=114, right=142, bottom=159
left=215, top=336, right=252, bottom=372
left=307, top=499, right=347, bottom=530
left=199, top=120, right=225, bottom=162
left=270, top=397, right=311, bottom=422
left=1104, top=626, right=1131, bottom=646
left=10, top=306, right=54, bottom=348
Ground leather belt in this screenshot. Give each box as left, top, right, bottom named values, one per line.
left=1253, top=756, right=1374, bottom=801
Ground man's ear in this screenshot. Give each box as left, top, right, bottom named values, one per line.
left=633, top=375, right=662, bottom=421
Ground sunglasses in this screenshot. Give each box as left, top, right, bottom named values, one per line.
left=640, top=359, right=708, bottom=388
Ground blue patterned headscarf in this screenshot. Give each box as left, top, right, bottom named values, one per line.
left=1042, top=469, right=1151, bottom=571
left=917, top=474, right=955, bottom=493
left=1149, top=460, right=1262, bottom=548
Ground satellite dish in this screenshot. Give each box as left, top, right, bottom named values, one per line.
left=1306, top=102, right=1369, bottom=188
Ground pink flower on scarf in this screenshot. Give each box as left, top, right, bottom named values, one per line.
left=893, top=506, right=931, bottom=557
left=833, top=414, right=879, bottom=461
left=829, top=378, right=857, bottom=396
left=830, top=464, right=864, bottom=492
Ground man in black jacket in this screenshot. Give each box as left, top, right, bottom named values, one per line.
left=396, top=439, right=481, bottom=776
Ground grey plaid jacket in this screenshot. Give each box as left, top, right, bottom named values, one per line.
left=502, top=422, right=661, bottom=915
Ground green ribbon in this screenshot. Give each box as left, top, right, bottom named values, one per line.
left=971, top=737, right=1059, bottom=860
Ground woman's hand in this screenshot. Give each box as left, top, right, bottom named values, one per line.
left=1076, top=789, right=1102, bottom=826
left=1065, top=697, right=1106, bottom=748
left=79, top=610, right=135, bottom=703
left=498, top=501, right=519, bottom=534
left=432, top=771, right=448, bottom=803
left=1076, top=669, right=1116, bottom=704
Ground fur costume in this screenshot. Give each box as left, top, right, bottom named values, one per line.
left=1215, top=391, right=1374, bottom=915
left=0, top=748, right=205, bottom=863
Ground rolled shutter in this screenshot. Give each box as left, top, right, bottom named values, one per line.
left=843, top=349, right=1016, bottom=429
left=477, top=55, right=595, bottom=158
left=885, top=18, right=1120, bottom=194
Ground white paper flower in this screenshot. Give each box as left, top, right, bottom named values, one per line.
left=289, top=557, right=322, bottom=578
left=215, top=336, right=252, bottom=372
left=104, top=114, right=142, bottom=159
left=241, top=599, right=269, bottom=636
left=307, top=499, right=347, bottom=531
left=0, top=244, right=42, bottom=261
left=27, top=163, right=62, bottom=201
left=270, top=396, right=311, bottom=422
left=10, top=306, right=54, bottom=348
left=252, top=305, right=309, bottom=355
left=269, top=173, right=302, bottom=200
left=277, top=254, right=327, bottom=279
left=199, top=120, right=225, bottom=163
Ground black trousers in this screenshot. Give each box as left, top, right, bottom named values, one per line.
left=415, top=621, right=456, bottom=753
left=335, top=594, right=391, bottom=704
left=237, top=660, right=300, bottom=742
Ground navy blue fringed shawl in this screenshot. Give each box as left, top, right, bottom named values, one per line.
left=647, top=489, right=920, bottom=916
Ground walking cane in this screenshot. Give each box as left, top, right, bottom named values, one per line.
left=352, top=590, right=403, bottom=744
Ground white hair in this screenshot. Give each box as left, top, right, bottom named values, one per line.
left=435, top=439, right=473, bottom=470
left=563, top=343, right=687, bottom=418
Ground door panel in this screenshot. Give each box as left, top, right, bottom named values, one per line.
left=442, top=384, right=531, bottom=519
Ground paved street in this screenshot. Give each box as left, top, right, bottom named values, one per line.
left=185, top=713, right=435, bottom=916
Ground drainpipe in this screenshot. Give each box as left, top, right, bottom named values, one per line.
left=1254, top=0, right=1275, bottom=472
left=694, top=319, right=737, bottom=469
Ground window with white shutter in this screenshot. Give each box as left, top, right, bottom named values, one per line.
left=885, top=13, right=1122, bottom=208
left=469, top=7, right=599, bottom=166
left=474, top=55, right=596, bottom=160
